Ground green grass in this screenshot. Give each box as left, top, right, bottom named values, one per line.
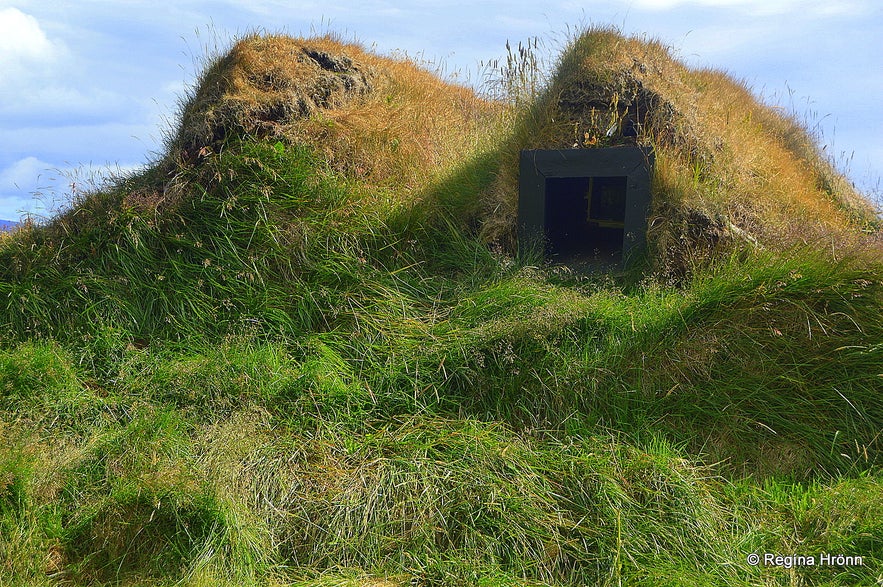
left=1, top=29, right=882, bottom=587
left=2, top=152, right=880, bottom=584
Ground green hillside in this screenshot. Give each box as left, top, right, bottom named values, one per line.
left=1, top=28, right=881, bottom=586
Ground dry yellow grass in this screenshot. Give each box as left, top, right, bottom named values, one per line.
left=170, top=33, right=501, bottom=197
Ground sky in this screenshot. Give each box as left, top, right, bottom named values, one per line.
left=1, top=0, right=881, bottom=221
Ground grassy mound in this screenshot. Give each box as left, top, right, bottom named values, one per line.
left=167, top=33, right=497, bottom=192
left=483, top=30, right=878, bottom=271
left=1, top=27, right=881, bottom=587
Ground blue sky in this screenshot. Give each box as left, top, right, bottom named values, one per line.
left=1, top=0, right=881, bottom=221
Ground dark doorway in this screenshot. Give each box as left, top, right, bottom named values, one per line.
left=544, top=176, right=627, bottom=262
left=518, top=147, right=653, bottom=268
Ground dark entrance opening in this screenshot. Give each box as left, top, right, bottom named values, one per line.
left=519, top=147, right=653, bottom=268
left=544, top=176, right=627, bottom=262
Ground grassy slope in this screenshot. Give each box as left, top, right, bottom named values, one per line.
left=1, top=29, right=882, bottom=587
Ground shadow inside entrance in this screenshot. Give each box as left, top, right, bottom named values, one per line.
left=518, top=147, right=653, bottom=270
left=544, top=176, right=627, bottom=267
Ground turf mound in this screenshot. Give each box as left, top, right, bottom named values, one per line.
left=166, top=34, right=496, bottom=191
left=482, top=29, right=878, bottom=273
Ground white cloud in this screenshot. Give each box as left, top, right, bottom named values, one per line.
left=0, top=7, right=62, bottom=85
left=0, top=195, right=37, bottom=220
left=0, top=156, right=56, bottom=218
left=0, top=156, right=147, bottom=220
left=0, top=156, right=52, bottom=190
left=0, top=9, right=164, bottom=129
left=0, top=7, right=54, bottom=61
left=0, top=7, right=97, bottom=128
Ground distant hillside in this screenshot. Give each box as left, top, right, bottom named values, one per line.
left=0, top=219, right=19, bottom=231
